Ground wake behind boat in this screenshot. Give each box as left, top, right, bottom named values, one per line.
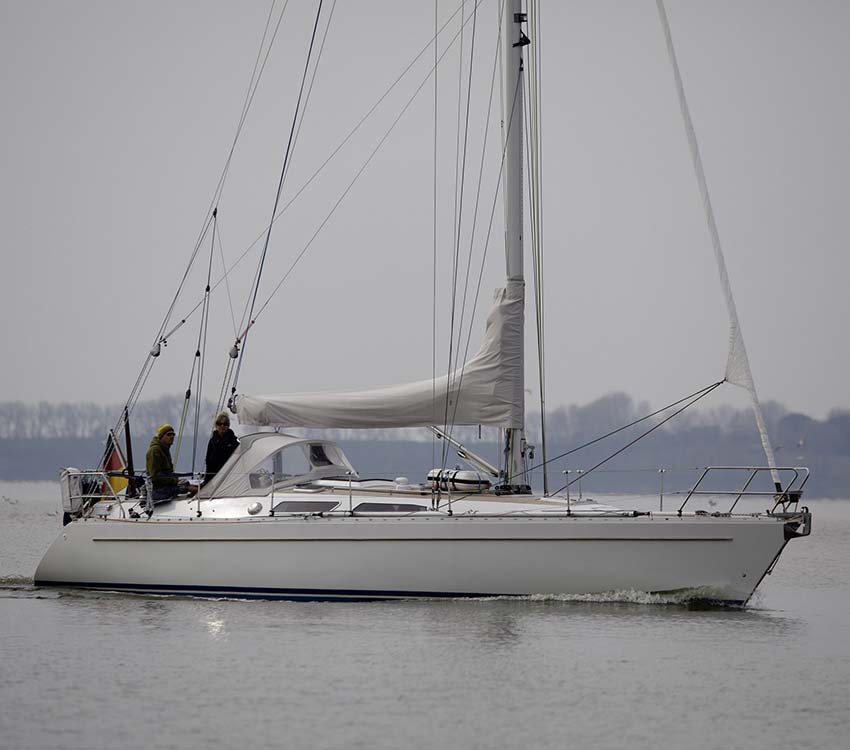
left=35, top=1, right=811, bottom=605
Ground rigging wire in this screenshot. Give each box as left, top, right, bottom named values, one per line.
left=448, top=0, right=467, bottom=332
left=214, top=213, right=239, bottom=415
left=110, top=0, right=288, bottom=444
left=213, top=0, right=291, bottom=211
left=131, top=1, right=283, bottom=392
left=223, top=0, right=336, bottom=371
left=215, top=224, right=239, bottom=342
left=127, top=212, right=214, bottom=408
left=174, top=212, right=219, bottom=467
left=546, top=381, right=725, bottom=495
left=441, top=0, right=479, bottom=471
left=228, top=0, right=477, bottom=334
left=243, top=5, right=487, bottom=334
left=447, top=3, right=481, bottom=377
left=525, top=0, right=548, bottom=494
left=114, top=0, right=485, bottom=448
left=531, top=380, right=723, bottom=474
left=214, top=1, right=288, bottom=207
left=450, top=6, right=503, bottom=382
left=432, top=0, right=440, bottom=475
left=441, top=7, right=516, bottom=461
left=280, top=0, right=338, bottom=191
left=231, top=0, right=327, bottom=395
left=217, top=358, right=236, bottom=417
left=239, top=0, right=338, bottom=344
left=191, top=210, right=219, bottom=474
left=440, top=0, right=504, bottom=465
left=224, top=0, right=336, bottom=403
left=142, top=0, right=484, bottom=375
left=173, top=385, right=192, bottom=465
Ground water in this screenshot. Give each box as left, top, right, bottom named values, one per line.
left=2, top=482, right=848, bottom=750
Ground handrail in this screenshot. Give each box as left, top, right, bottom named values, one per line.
left=677, top=466, right=809, bottom=515
left=60, top=469, right=128, bottom=520
left=60, top=464, right=810, bottom=521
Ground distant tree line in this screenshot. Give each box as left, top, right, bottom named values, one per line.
left=0, top=393, right=847, bottom=496
left=0, top=396, right=218, bottom=440
left=1, top=392, right=847, bottom=455
left=529, top=393, right=849, bottom=498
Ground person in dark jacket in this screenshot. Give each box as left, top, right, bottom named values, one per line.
left=146, top=424, right=182, bottom=503
left=204, top=412, right=239, bottom=483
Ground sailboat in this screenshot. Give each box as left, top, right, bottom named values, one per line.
left=35, top=1, right=811, bottom=605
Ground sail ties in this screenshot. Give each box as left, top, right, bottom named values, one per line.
left=656, top=0, right=781, bottom=489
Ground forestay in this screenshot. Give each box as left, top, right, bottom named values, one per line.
left=236, top=281, right=525, bottom=429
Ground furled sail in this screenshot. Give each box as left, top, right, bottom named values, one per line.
left=236, top=281, right=524, bottom=429
left=657, top=0, right=780, bottom=486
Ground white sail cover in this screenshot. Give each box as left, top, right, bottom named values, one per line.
left=237, top=281, right=524, bottom=429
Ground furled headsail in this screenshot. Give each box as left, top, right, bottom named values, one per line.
left=656, top=0, right=780, bottom=485
left=236, top=281, right=524, bottom=429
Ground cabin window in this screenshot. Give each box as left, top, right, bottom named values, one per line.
left=249, top=447, right=313, bottom=487
left=249, top=470, right=274, bottom=489
left=273, top=500, right=339, bottom=513
left=353, top=502, right=427, bottom=513
left=309, top=444, right=333, bottom=467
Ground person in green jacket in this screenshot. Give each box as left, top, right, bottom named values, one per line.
left=146, top=424, right=182, bottom=503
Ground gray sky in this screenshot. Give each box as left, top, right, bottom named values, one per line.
left=1, top=1, right=848, bottom=421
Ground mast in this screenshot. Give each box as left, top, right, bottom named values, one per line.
left=502, top=0, right=529, bottom=488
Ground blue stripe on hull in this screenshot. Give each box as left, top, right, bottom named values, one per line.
left=33, top=579, right=746, bottom=606
left=33, top=580, right=501, bottom=601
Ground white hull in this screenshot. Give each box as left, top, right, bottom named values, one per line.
left=35, top=510, right=797, bottom=604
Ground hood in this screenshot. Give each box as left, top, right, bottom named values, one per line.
left=149, top=436, right=170, bottom=451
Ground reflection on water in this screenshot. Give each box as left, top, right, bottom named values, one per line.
left=203, top=611, right=228, bottom=641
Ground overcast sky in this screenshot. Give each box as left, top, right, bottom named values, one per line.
left=1, top=1, right=848, bottom=421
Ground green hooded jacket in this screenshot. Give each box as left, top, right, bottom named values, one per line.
left=146, top=436, right=178, bottom=489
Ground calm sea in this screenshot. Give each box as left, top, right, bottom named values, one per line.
left=1, top=481, right=848, bottom=750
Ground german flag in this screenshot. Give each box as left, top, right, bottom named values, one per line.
left=102, top=431, right=129, bottom=495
